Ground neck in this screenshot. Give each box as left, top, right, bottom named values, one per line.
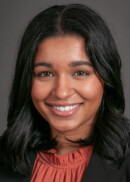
left=56, top=141, right=80, bottom=155
left=51, top=127, right=93, bottom=155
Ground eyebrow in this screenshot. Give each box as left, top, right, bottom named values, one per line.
left=34, top=62, right=52, bottom=68
left=34, top=61, right=92, bottom=68
left=69, top=61, right=92, bottom=67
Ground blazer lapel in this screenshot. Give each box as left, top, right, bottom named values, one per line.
left=23, top=149, right=37, bottom=182
left=82, top=150, right=120, bottom=182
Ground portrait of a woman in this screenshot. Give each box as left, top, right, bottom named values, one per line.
left=0, top=3, right=130, bottom=182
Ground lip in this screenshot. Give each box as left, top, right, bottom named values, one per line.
left=47, top=103, right=82, bottom=116
left=46, top=103, right=82, bottom=106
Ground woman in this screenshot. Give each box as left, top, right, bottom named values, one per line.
left=0, top=3, right=130, bottom=182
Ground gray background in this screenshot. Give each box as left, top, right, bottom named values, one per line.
left=0, top=0, right=130, bottom=135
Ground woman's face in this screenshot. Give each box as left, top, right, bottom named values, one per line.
left=31, top=35, right=104, bottom=138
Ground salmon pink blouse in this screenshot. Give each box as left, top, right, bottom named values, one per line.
left=31, top=145, right=93, bottom=182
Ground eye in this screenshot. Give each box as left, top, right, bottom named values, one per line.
left=74, top=71, right=89, bottom=76
left=36, top=71, right=54, bottom=77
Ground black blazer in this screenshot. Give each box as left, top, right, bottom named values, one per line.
left=0, top=146, right=130, bottom=182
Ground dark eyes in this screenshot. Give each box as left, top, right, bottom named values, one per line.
left=36, top=71, right=54, bottom=77
left=35, top=70, right=90, bottom=79
left=73, top=71, right=89, bottom=76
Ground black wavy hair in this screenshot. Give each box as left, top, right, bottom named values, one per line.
left=0, top=4, right=130, bottom=175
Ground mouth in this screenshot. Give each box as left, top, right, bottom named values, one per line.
left=46, top=103, right=82, bottom=116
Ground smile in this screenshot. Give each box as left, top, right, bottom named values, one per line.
left=48, top=103, right=82, bottom=116
left=53, top=104, right=79, bottom=112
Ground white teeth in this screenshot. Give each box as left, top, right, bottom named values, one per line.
left=65, top=106, right=69, bottom=111
left=53, top=104, right=79, bottom=112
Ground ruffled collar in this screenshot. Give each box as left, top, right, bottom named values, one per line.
left=38, top=145, right=93, bottom=167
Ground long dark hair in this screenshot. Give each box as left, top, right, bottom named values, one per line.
left=0, top=4, right=130, bottom=175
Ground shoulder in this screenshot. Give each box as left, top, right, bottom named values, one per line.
left=82, top=143, right=130, bottom=182
left=0, top=136, right=37, bottom=181
left=117, top=145, right=130, bottom=181
left=0, top=136, right=17, bottom=180
left=123, top=144, right=130, bottom=172
left=0, top=151, right=36, bottom=181
left=123, top=142, right=130, bottom=168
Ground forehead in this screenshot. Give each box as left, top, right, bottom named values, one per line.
left=34, top=35, right=90, bottom=65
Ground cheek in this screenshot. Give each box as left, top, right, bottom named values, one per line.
left=79, top=78, right=104, bottom=101
left=31, top=80, right=51, bottom=100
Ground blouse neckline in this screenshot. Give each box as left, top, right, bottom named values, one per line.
left=38, top=144, right=93, bottom=167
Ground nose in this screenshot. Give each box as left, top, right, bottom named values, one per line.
left=51, top=75, right=75, bottom=99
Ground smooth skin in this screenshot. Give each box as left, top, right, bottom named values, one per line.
left=31, top=35, right=104, bottom=154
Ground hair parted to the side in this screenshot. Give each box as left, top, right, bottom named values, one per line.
left=0, top=4, right=130, bottom=175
